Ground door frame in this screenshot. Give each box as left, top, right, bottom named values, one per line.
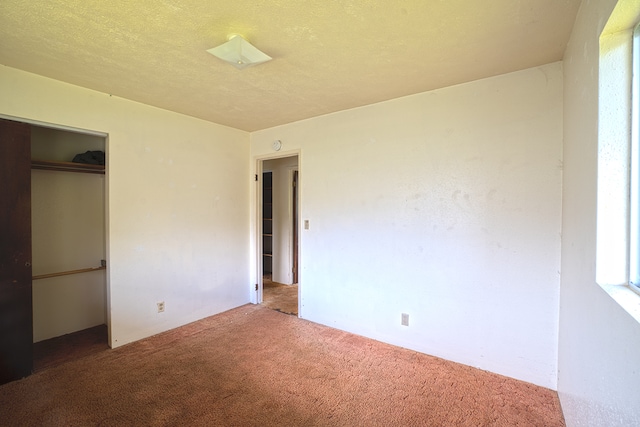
left=0, top=113, right=112, bottom=346
left=253, top=150, right=301, bottom=315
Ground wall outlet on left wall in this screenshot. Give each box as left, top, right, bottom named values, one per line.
left=157, top=301, right=165, bottom=313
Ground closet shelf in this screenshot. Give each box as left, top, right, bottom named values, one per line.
left=31, top=160, right=105, bottom=174
left=33, top=266, right=106, bottom=280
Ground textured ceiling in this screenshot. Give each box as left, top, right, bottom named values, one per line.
left=0, top=0, right=581, bottom=132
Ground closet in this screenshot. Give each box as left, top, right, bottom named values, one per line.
left=262, top=172, right=273, bottom=277
left=31, top=125, right=107, bottom=343
left=0, top=118, right=107, bottom=384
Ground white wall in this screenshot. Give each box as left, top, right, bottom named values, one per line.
left=0, top=65, right=250, bottom=348
left=31, top=126, right=107, bottom=342
left=559, top=0, right=640, bottom=425
left=264, top=156, right=298, bottom=284
left=251, top=63, right=563, bottom=389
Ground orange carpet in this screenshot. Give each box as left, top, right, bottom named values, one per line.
left=262, top=278, right=298, bottom=315
left=0, top=304, right=564, bottom=426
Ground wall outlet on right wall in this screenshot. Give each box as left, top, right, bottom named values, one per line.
left=401, top=313, right=409, bottom=326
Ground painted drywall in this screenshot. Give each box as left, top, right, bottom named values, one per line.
left=251, top=63, right=563, bottom=389
left=31, top=126, right=106, bottom=342
left=559, top=0, right=640, bottom=425
left=264, top=156, right=298, bottom=284
left=0, top=65, right=250, bottom=348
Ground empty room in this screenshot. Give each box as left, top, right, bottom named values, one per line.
left=1, top=0, right=639, bottom=425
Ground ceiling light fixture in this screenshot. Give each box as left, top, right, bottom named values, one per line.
left=206, top=34, right=272, bottom=70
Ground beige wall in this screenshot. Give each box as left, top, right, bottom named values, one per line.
left=251, top=62, right=563, bottom=389
left=0, top=65, right=251, bottom=348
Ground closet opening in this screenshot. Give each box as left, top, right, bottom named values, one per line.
left=30, top=124, right=109, bottom=371
left=0, top=117, right=110, bottom=383
left=258, top=155, right=299, bottom=316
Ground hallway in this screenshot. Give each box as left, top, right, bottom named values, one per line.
left=262, top=276, right=297, bottom=316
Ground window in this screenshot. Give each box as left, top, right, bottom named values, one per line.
left=595, top=0, right=640, bottom=321
left=630, top=23, right=640, bottom=295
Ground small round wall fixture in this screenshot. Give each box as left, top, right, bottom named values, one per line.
left=272, top=140, right=282, bottom=151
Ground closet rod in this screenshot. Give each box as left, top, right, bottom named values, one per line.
left=33, top=266, right=106, bottom=280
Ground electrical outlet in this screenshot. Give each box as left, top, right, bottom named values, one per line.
left=401, top=313, right=409, bottom=326
left=157, top=301, right=165, bottom=313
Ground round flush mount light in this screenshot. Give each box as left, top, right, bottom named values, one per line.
left=272, top=140, right=282, bottom=151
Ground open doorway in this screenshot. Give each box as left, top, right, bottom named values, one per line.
left=259, top=155, right=299, bottom=316
left=0, top=117, right=109, bottom=382
left=30, top=124, right=109, bottom=371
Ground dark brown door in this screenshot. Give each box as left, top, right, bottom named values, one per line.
left=0, top=118, right=33, bottom=384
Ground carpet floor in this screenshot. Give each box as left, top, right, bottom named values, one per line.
left=33, top=324, right=109, bottom=372
left=262, top=276, right=298, bottom=315
left=0, top=304, right=564, bottom=426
